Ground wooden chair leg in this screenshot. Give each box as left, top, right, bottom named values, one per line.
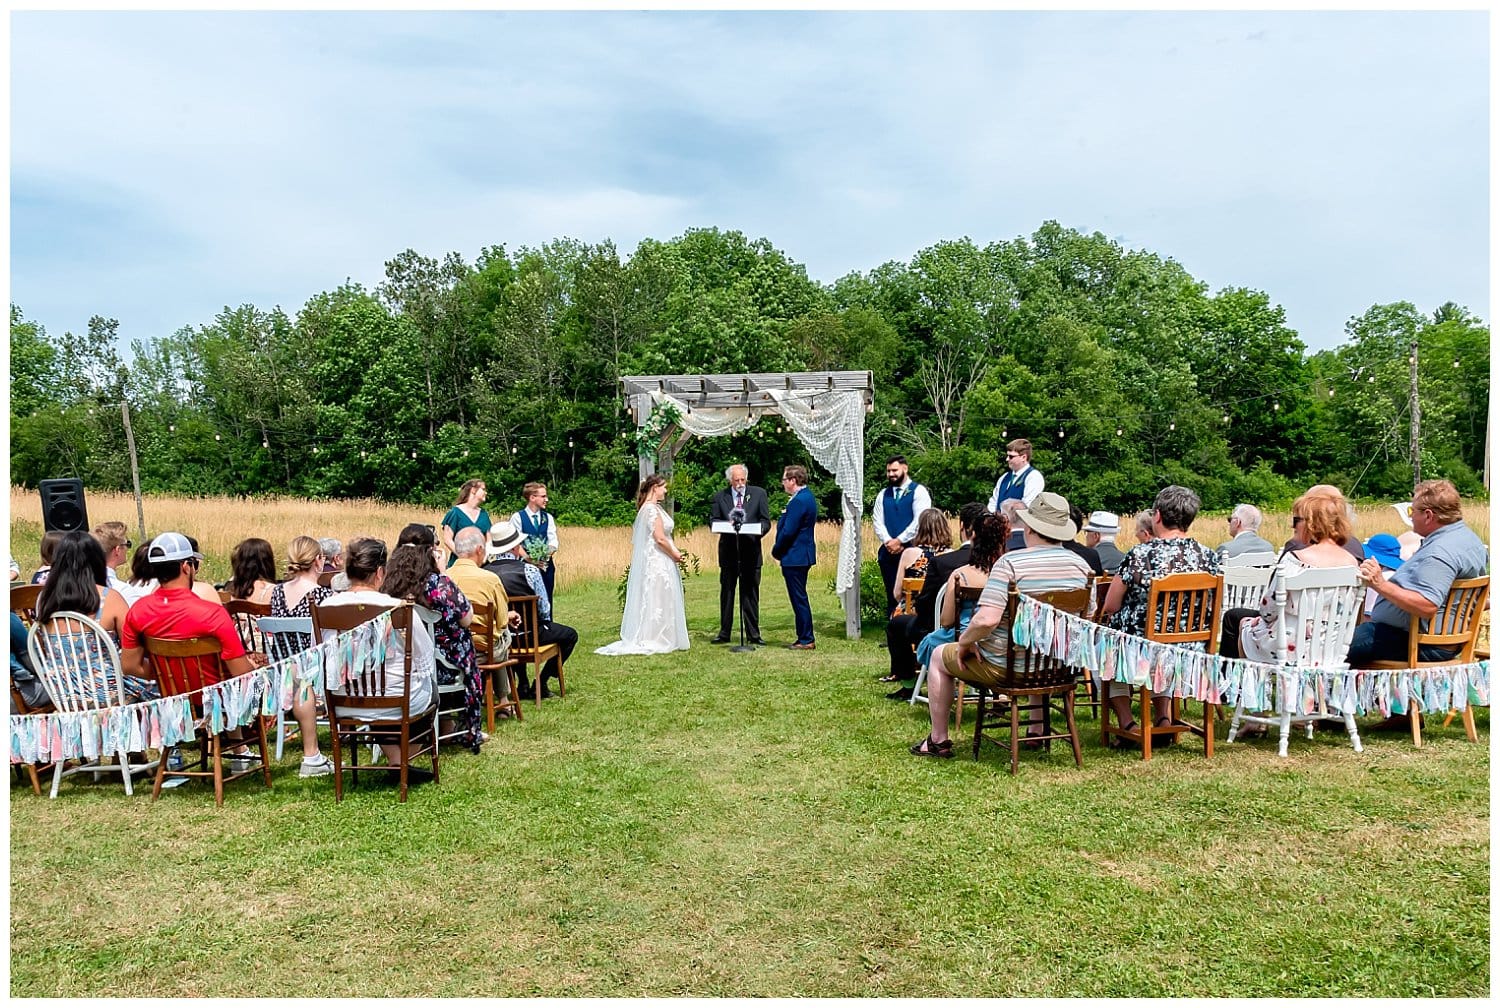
left=1141, top=687, right=1154, bottom=762
left=1410, top=704, right=1424, bottom=748
left=1203, top=702, right=1216, bottom=759
left=483, top=674, right=496, bottom=733
left=1065, top=691, right=1083, bottom=768
left=1008, top=693, right=1021, bottom=776
left=1461, top=705, right=1478, bottom=743
left=972, top=688, right=986, bottom=761
left=211, top=734, right=225, bottom=809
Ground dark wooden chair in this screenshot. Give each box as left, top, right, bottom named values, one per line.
left=141, top=635, right=273, bottom=807
left=970, top=583, right=1093, bottom=774
left=895, top=576, right=924, bottom=616
left=509, top=594, right=563, bottom=707
left=1369, top=576, right=1489, bottom=746
left=316, top=570, right=338, bottom=589
left=224, top=599, right=271, bottom=656
left=311, top=600, right=437, bottom=802
left=471, top=599, right=522, bottom=731
left=1100, top=571, right=1223, bottom=760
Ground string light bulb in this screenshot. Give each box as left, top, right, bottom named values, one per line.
left=1057, top=429, right=1064, bottom=439
left=313, top=446, right=319, bottom=454
left=1223, top=414, right=1231, bottom=423
left=1272, top=402, right=1280, bottom=411
left=1001, top=428, right=1007, bottom=438
left=168, top=424, right=175, bottom=432
left=511, top=446, right=517, bottom=455
left=360, top=450, right=367, bottom=458
left=262, top=440, right=269, bottom=448
left=1115, top=427, right=1123, bottom=437
left=462, top=449, right=469, bottom=457
left=410, top=451, right=417, bottom=459
left=215, top=434, right=221, bottom=441
left=1168, top=422, right=1175, bottom=431
left=567, top=439, right=574, bottom=449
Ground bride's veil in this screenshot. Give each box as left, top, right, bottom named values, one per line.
left=615, top=501, right=656, bottom=644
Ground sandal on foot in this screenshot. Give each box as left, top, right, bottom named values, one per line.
left=877, top=673, right=903, bottom=683
left=909, top=735, right=954, bottom=759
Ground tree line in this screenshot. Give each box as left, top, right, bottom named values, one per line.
left=9, top=221, right=1489, bottom=528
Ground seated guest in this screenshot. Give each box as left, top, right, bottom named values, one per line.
left=91, top=521, right=147, bottom=607
left=1218, top=504, right=1276, bottom=559
left=1000, top=498, right=1027, bottom=553
left=1283, top=484, right=1364, bottom=563
left=318, top=538, right=344, bottom=573
left=1350, top=480, right=1487, bottom=729
left=1221, top=489, right=1360, bottom=663
left=227, top=537, right=277, bottom=605
left=446, top=526, right=522, bottom=707
left=30, top=530, right=64, bottom=585
left=383, top=523, right=486, bottom=751
left=891, top=509, right=955, bottom=616
left=267, top=535, right=334, bottom=777
left=484, top=525, right=577, bottom=698
left=9, top=612, right=51, bottom=712
left=120, top=533, right=257, bottom=761
left=1061, top=504, right=1104, bottom=576
left=319, top=538, right=436, bottom=765
left=883, top=502, right=984, bottom=698
left=1082, top=511, right=1126, bottom=573
left=121, top=542, right=162, bottom=602
left=914, top=511, right=1010, bottom=672
left=1360, top=533, right=1404, bottom=617
left=1132, top=510, right=1154, bottom=544
left=910, top=492, right=1093, bottom=756
left=33, top=532, right=158, bottom=707
left=1099, top=485, right=1221, bottom=740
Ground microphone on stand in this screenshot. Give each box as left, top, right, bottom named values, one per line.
left=728, top=503, right=754, bottom=652
left=731, top=506, right=746, bottom=532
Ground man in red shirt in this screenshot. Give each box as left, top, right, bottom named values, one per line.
left=121, top=532, right=261, bottom=759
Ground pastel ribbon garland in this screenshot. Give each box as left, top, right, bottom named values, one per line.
left=1012, top=595, right=1489, bottom=718
left=9, top=612, right=394, bottom=766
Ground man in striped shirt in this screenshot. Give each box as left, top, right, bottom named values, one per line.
left=910, top=492, right=1094, bottom=758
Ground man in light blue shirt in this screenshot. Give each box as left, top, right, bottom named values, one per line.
left=1350, top=479, right=1487, bottom=673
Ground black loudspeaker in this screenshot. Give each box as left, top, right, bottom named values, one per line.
left=39, top=479, right=89, bottom=533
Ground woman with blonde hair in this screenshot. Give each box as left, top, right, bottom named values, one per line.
left=268, top=535, right=334, bottom=776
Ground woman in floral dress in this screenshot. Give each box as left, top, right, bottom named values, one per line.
left=384, top=523, right=486, bottom=751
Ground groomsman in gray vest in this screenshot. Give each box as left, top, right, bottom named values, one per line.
left=873, top=455, right=932, bottom=617
left=710, top=464, right=772, bottom=644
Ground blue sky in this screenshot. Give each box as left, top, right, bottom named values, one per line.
left=9, top=9, right=1490, bottom=354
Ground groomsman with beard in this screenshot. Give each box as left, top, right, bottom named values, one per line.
left=709, top=464, right=772, bottom=645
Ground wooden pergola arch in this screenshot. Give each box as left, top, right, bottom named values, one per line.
left=621, top=370, right=875, bottom=637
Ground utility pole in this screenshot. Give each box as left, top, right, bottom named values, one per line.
left=121, top=401, right=146, bottom=542
left=1408, top=339, right=1421, bottom=491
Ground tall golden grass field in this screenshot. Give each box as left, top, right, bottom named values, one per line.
left=7, top=486, right=1490, bottom=586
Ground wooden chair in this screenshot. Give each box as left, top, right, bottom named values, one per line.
left=316, top=570, right=338, bottom=589
left=1101, top=570, right=1223, bottom=760
left=10, top=584, right=42, bottom=628
left=9, top=683, right=53, bottom=796
left=224, top=599, right=271, bottom=657
left=971, top=583, right=1093, bottom=774
left=1369, top=576, right=1490, bottom=747
left=509, top=594, right=563, bottom=707
left=471, top=599, right=521, bottom=731
left=141, top=634, right=273, bottom=807
left=1225, top=565, right=1366, bottom=756
left=896, top=576, right=924, bottom=616
left=1069, top=574, right=1113, bottom=719
left=28, top=611, right=161, bottom=798
left=311, top=600, right=438, bottom=802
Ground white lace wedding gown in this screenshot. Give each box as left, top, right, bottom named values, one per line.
left=595, top=502, right=690, bottom=655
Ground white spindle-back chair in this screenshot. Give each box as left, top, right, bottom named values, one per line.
left=27, top=610, right=158, bottom=798
left=258, top=615, right=321, bottom=760
left=1221, top=551, right=1279, bottom=612
left=1226, top=565, right=1365, bottom=757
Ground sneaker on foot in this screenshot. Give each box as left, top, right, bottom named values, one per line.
left=298, top=753, right=334, bottom=777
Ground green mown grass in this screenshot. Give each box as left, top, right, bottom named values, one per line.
left=8, top=574, right=1489, bottom=996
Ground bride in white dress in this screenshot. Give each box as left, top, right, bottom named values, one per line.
left=595, top=474, right=691, bottom=655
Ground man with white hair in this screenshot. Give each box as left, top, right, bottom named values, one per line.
left=709, top=463, right=771, bottom=645
left=1218, top=504, right=1275, bottom=559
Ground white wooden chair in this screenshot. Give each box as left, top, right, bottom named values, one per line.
left=258, top=615, right=323, bottom=761
left=1226, top=565, right=1365, bottom=757
left=1221, top=551, right=1279, bottom=611
left=28, top=611, right=159, bottom=798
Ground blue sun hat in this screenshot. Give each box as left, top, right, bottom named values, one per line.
left=1364, top=533, right=1404, bottom=571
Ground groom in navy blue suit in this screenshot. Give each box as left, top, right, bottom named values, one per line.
left=772, top=464, right=819, bottom=650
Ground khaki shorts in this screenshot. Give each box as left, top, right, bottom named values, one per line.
left=933, top=642, right=1012, bottom=689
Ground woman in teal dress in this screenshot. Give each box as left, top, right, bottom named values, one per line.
left=439, top=479, right=492, bottom=569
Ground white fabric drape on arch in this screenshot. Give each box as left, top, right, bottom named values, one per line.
left=647, top=388, right=865, bottom=593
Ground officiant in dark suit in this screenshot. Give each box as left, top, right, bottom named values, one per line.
left=710, top=463, right=772, bottom=644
